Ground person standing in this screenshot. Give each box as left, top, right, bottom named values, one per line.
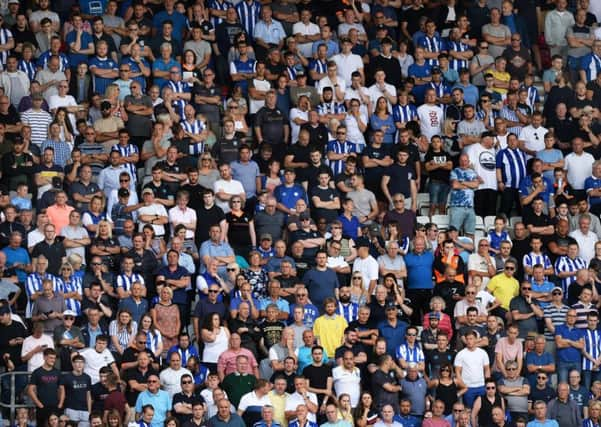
left=58, top=354, right=92, bottom=426
left=28, top=348, right=61, bottom=427
left=454, top=330, right=490, bottom=408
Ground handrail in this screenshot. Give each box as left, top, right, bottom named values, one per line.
left=0, top=371, right=34, bottom=425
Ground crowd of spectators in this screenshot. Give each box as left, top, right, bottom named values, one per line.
left=1, top=0, right=601, bottom=427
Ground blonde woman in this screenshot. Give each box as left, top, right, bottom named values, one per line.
left=422, top=296, right=453, bottom=340
left=151, top=286, right=180, bottom=355
left=90, top=220, right=120, bottom=270
left=196, top=153, right=220, bottom=190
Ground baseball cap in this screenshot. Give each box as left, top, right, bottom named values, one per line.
left=552, top=286, right=563, bottom=293
left=260, top=233, right=272, bottom=241
left=385, top=302, right=397, bottom=311
left=142, top=188, right=154, bottom=196
left=8, top=0, right=19, bottom=4
left=100, top=100, right=112, bottom=110
left=63, top=309, right=78, bottom=317
left=296, top=70, right=306, bottom=77
left=432, top=67, right=442, bottom=74
left=447, top=225, right=458, bottom=232
left=299, top=212, right=311, bottom=221
left=118, top=188, right=130, bottom=198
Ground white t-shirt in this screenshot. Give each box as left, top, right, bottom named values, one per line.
left=289, top=108, right=308, bottom=143
left=564, top=151, right=595, bottom=190
left=332, top=366, right=361, bottom=407
left=213, top=178, right=245, bottom=213
left=21, top=334, right=54, bottom=372
left=367, top=83, right=396, bottom=113
left=332, top=52, right=364, bottom=87
left=519, top=125, right=548, bottom=160
left=137, top=203, right=168, bottom=236
left=454, top=347, right=489, bottom=387
left=292, top=21, right=320, bottom=58
left=468, top=253, right=496, bottom=287
left=285, top=391, right=319, bottom=423
left=80, top=347, right=115, bottom=384
left=417, top=103, right=444, bottom=141
left=352, top=255, right=379, bottom=292
left=318, top=76, right=347, bottom=97
left=465, top=143, right=497, bottom=191
left=159, top=367, right=193, bottom=398
left=60, top=225, right=89, bottom=261
left=238, top=390, right=272, bottom=413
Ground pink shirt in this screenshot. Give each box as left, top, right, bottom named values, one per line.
left=217, top=348, right=258, bottom=376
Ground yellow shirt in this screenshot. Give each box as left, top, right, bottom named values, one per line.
left=313, top=314, right=348, bottom=358
left=489, top=69, right=510, bottom=95
left=487, top=273, right=519, bottom=310
left=268, top=390, right=289, bottom=427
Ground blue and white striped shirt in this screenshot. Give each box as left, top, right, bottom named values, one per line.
left=18, top=59, right=36, bottom=81
left=583, top=328, right=601, bottom=371
left=57, top=276, right=83, bottom=315
left=326, top=139, right=357, bottom=177
left=496, top=147, right=527, bottom=189
left=25, top=272, right=58, bottom=318
left=555, top=255, right=587, bottom=295
left=317, top=101, right=346, bottom=117
left=418, top=35, right=443, bottom=67
left=116, top=272, right=145, bottom=294
left=181, top=119, right=205, bottom=135
left=523, top=251, right=552, bottom=281
left=396, top=342, right=425, bottom=364
left=336, top=301, right=359, bottom=323
left=208, top=0, right=233, bottom=27
left=0, top=28, right=13, bottom=69
left=447, top=40, right=471, bottom=71
left=236, top=0, right=261, bottom=40
left=111, top=143, right=139, bottom=185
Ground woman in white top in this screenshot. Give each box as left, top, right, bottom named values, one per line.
left=344, top=99, right=368, bottom=151
left=201, top=312, right=230, bottom=372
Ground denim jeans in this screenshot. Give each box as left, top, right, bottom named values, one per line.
left=557, top=361, right=581, bottom=383
left=583, top=370, right=601, bottom=391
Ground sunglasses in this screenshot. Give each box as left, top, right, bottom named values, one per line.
left=505, top=266, right=515, bottom=271
left=227, top=268, right=237, bottom=272
left=64, top=316, right=74, bottom=320
left=182, top=380, right=193, bottom=384
left=465, top=291, right=476, bottom=295
left=552, top=291, right=562, bottom=295
left=486, top=386, right=496, bottom=390
left=521, top=287, right=532, bottom=291
left=208, top=289, right=220, bottom=293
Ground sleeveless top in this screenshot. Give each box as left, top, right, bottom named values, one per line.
left=436, top=381, right=459, bottom=415
left=202, top=326, right=229, bottom=363
left=478, top=394, right=504, bottom=427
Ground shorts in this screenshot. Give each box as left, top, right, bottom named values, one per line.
left=449, top=206, right=476, bottom=234
left=429, top=180, right=450, bottom=205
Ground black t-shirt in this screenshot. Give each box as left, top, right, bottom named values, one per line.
left=90, top=381, right=110, bottom=412
left=310, top=186, right=339, bottom=223
left=371, top=369, right=399, bottom=409
left=121, top=347, right=156, bottom=369
left=180, top=183, right=208, bottom=212
left=545, top=232, right=577, bottom=264
left=31, top=240, right=66, bottom=276
left=433, top=280, right=465, bottom=316
left=0, top=320, right=27, bottom=366
left=384, top=163, right=414, bottom=198
left=195, top=204, right=226, bottom=244
left=123, top=367, right=159, bottom=406
left=586, top=80, right=601, bottom=109
left=59, top=372, right=92, bottom=411
left=255, top=107, right=286, bottom=145
left=424, top=149, right=451, bottom=183
left=226, top=211, right=253, bottom=248
left=302, top=364, right=332, bottom=404
left=143, top=181, right=174, bottom=203
left=291, top=228, right=321, bottom=259
left=426, top=349, right=455, bottom=377
left=212, top=136, right=243, bottom=164
left=362, top=143, right=391, bottom=185
left=260, top=320, right=285, bottom=349
left=173, top=391, right=205, bottom=424
left=30, top=366, right=61, bottom=407
left=286, top=143, right=312, bottom=180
